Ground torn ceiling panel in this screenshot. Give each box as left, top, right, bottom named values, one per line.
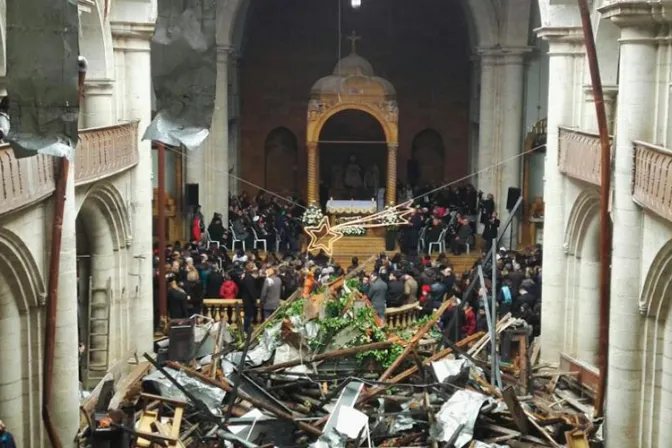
left=5, top=0, right=80, bottom=159
left=144, top=0, right=217, bottom=150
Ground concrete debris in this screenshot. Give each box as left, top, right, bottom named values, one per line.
left=77, top=274, right=602, bottom=447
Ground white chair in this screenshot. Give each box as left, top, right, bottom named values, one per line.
left=230, top=227, right=246, bottom=251
left=251, top=227, right=267, bottom=251
left=417, top=226, right=428, bottom=253
left=205, top=229, right=220, bottom=249
left=427, top=228, right=448, bottom=255
left=465, top=233, right=475, bottom=254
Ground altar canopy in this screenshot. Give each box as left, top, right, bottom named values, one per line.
left=306, top=32, right=399, bottom=206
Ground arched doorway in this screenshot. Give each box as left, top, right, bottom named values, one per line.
left=319, top=109, right=387, bottom=200
left=264, top=127, right=298, bottom=195
left=75, top=183, right=132, bottom=388
left=639, top=238, right=672, bottom=447
left=411, top=129, right=445, bottom=185
left=0, top=228, right=45, bottom=446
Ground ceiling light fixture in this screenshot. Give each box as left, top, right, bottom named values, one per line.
left=351, top=0, right=362, bottom=9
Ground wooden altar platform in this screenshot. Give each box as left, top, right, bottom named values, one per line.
left=329, top=234, right=480, bottom=273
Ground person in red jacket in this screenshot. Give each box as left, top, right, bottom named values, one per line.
left=219, top=273, right=239, bottom=299
left=461, top=302, right=476, bottom=336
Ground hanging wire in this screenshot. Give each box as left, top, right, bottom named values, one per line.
left=163, top=140, right=547, bottom=215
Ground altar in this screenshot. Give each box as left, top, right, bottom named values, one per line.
left=326, top=199, right=377, bottom=215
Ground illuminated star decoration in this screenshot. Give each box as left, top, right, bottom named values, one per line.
left=304, top=201, right=414, bottom=256
left=305, top=216, right=344, bottom=255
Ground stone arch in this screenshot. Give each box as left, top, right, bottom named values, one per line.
left=76, top=182, right=131, bottom=384
left=78, top=182, right=132, bottom=251
left=594, top=17, right=620, bottom=86
left=79, top=0, right=112, bottom=80
left=412, top=129, right=445, bottom=184
left=565, top=188, right=601, bottom=256
left=563, top=188, right=601, bottom=363
left=640, top=238, right=672, bottom=447
left=218, top=0, right=498, bottom=52
left=0, top=226, right=45, bottom=446
left=264, top=127, right=298, bottom=195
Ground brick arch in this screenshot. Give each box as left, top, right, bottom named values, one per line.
left=0, top=226, right=45, bottom=446
left=639, top=238, right=672, bottom=447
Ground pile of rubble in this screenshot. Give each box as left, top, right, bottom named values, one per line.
left=78, top=273, right=601, bottom=448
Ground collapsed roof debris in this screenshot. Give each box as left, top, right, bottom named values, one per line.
left=77, top=263, right=601, bottom=448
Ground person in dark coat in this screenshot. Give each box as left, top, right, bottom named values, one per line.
left=167, top=277, right=189, bottom=319
left=368, top=272, right=388, bottom=319
left=386, top=272, right=405, bottom=308
left=482, top=211, right=500, bottom=251
left=239, top=266, right=260, bottom=331
left=0, top=420, right=16, bottom=448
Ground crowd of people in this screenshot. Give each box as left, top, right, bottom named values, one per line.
left=154, top=187, right=543, bottom=341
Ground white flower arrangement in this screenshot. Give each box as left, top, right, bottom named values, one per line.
left=341, top=226, right=367, bottom=236
left=380, top=206, right=403, bottom=229
left=336, top=216, right=366, bottom=236
left=302, top=203, right=325, bottom=226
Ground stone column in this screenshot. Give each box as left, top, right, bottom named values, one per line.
left=229, top=53, right=241, bottom=195
left=499, top=52, right=526, bottom=247
left=600, top=7, right=657, bottom=445
left=386, top=143, right=398, bottom=205
left=83, top=79, right=115, bottom=128
left=50, top=163, right=79, bottom=446
left=536, top=27, right=584, bottom=364
left=477, top=49, right=528, bottom=237
left=307, top=142, right=318, bottom=204
left=477, top=55, right=497, bottom=198
left=112, top=21, right=154, bottom=355
left=210, top=46, right=230, bottom=222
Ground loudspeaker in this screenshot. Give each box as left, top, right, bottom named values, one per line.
left=168, top=319, right=195, bottom=362
left=185, top=183, right=199, bottom=207
left=506, top=187, right=521, bottom=211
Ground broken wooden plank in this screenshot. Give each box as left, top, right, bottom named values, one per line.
left=108, top=361, right=151, bottom=411
left=502, top=386, right=530, bottom=435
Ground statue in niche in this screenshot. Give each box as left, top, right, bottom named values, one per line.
left=331, top=164, right=345, bottom=193
left=364, top=163, right=380, bottom=196
left=344, top=154, right=363, bottom=193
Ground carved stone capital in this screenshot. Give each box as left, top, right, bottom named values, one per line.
left=599, top=1, right=672, bottom=29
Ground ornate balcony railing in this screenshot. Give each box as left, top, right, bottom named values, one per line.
left=558, top=126, right=611, bottom=186
left=0, top=122, right=140, bottom=216
left=0, top=146, right=56, bottom=216
left=633, top=141, right=672, bottom=223
left=203, top=298, right=421, bottom=329
left=75, top=121, right=139, bottom=185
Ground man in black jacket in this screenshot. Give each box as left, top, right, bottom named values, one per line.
left=386, top=272, right=405, bottom=308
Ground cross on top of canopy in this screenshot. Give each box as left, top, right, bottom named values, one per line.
left=307, top=31, right=398, bottom=145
